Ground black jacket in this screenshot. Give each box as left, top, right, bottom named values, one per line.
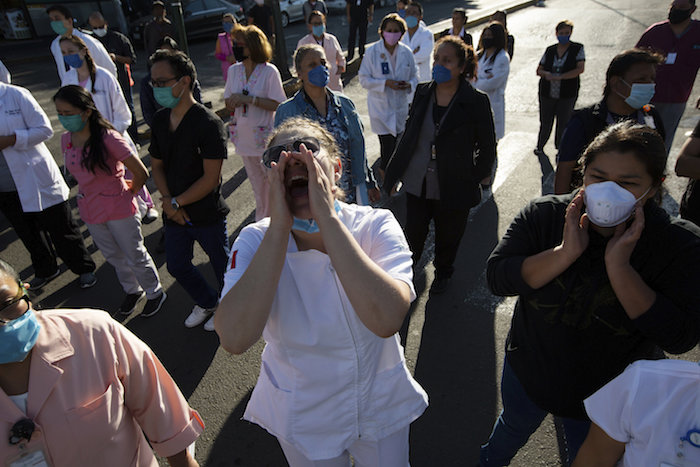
left=438, top=28, right=473, bottom=46
left=538, top=41, right=584, bottom=99
left=488, top=192, right=700, bottom=419
left=384, top=80, right=496, bottom=210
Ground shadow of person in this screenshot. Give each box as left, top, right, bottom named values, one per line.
left=206, top=390, right=287, bottom=466
left=408, top=197, right=503, bottom=466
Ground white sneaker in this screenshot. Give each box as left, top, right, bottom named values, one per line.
left=203, top=314, right=216, bottom=332
left=184, top=304, right=215, bottom=328
left=143, top=208, right=159, bottom=224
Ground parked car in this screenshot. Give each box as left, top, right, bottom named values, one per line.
left=279, top=0, right=304, bottom=27
left=130, top=0, right=246, bottom=44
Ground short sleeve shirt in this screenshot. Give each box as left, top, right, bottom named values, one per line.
left=539, top=46, right=585, bottom=99
left=63, top=129, right=137, bottom=224
left=149, top=103, right=229, bottom=225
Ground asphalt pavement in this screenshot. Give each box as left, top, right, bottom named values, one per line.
left=1, top=0, right=699, bottom=465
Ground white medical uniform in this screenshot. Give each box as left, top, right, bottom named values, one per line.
left=474, top=49, right=510, bottom=140
left=585, top=359, right=700, bottom=467
left=400, top=24, right=434, bottom=83
left=50, top=29, right=117, bottom=83
left=221, top=203, right=429, bottom=461
left=359, top=40, right=418, bottom=137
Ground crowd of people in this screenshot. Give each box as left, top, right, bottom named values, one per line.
left=0, top=0, right=699, bottom=466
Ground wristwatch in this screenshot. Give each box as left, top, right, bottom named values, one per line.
left=171, top=197, right=180, bottom=210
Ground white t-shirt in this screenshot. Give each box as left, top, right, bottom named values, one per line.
left=584, top=359, right=700, bottom=467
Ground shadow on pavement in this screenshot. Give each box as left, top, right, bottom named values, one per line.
left=206, top=391, right=287, bottom=466
left=409, top=196, right=503, bottom=466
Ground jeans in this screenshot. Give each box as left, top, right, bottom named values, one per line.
left=653, top=101, right=687, bottom=153
left=165, top=218, right=229, bottom=309
left=479, top=359, right=590, bottom=467
left=537, top=95, right=577, bottom=150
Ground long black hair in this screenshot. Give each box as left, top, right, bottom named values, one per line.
left=478, top=21, right=507, bottom=63
left=53, top=85, right=115, bottom=175
left=59, top=35, right=97, bottom=92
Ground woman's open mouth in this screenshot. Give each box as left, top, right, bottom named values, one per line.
left=287, top=174, right=309, bottom=198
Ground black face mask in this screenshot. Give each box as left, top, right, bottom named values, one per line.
left=482, top=37, right=494, bottom=49
left=232, top=45, right=248, bottom=62
left=669, top=7, right=693, bottom=24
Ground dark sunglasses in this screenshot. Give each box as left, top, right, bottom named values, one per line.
left=261, top=137, right=321, bottom=168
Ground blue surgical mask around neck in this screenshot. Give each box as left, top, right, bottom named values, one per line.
left=292, top=200, right=342, bottom=233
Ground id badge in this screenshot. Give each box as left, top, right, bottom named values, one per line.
left=666, top=52, right=677, bottom=64
left=381, top=62, right=390, bottom=75
left=6, top=447, right=50, bottom=467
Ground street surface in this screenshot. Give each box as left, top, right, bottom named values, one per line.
left=1, top=0, right=699, bottom=465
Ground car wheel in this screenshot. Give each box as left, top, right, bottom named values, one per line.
left=281, top=12, right=289, bottom=27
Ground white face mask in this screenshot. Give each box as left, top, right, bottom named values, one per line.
left=93, top=26, right=107, bottom=37
left=584, top=181, right=651, bottom=228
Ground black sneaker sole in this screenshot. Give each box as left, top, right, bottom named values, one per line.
left=141, top=292, right=167, bottom=318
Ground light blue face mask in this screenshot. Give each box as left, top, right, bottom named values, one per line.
left=0, top=309, right=40, bottom=364
left=405, top=15, right=419, bottom=28
left=620, top=80, right=655, bottom=109
left=223, top=22, right=234, bottom=33
left=312, top=24, right=325, bottom=37
left=398, top=9, right=407, bottom=18
left=292, top=200, right=342, bottom=233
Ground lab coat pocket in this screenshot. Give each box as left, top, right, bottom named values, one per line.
left=247, top=360, right=293, bottom=439
left=65, top=382, right=127, bottom=447
left=368, top=360, right=414, bottom=417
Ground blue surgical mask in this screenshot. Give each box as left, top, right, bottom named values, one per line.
left=63, top=53, right=84, bottom=69
left=58, top=113, right=87, bottom=133
left=556, top=34, right=570, bottom=44
left=51, top=20, right=68, bottom=35
left=0, top=309, right=40, bottom=364
left=307, top=64, right=329, bottom=88
left=405, top=15, right=419, bottom=28
left=312, top=24, right=325, bottom=37
left=293, top=200, right=342, bottom=233
left=153, top=79, right=183, bottom=109
left=620, top=80, right=655, bottom=109
left=432, top=64, right=452, bottom=84
left=223, top=22, right=234, bottom=33
left=398, top=9, right=407, bottom=18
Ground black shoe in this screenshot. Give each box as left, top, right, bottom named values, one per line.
left=118, top=292, right=145, bottom=315
left=29, top=268, right=60, bottom=289
left=141, top=292, right=167, bottom=318
left=429, top=277, right=450, bottom=295
left=534, top=148, right=546, bottom=157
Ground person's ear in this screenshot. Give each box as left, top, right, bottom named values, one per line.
left=334, top=158, right=341, bottom=181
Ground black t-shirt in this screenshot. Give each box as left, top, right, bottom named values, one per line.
left=680, top=119, right=700, bottom=226
left=149, top=103, right=229, bottom=225
left=97, top=30, right=136, bottom=94
left=347, top=0, right=372, bottom=19
left=247, top=4, right=273, bottom=38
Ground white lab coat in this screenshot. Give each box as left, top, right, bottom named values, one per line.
left=474, top=49, right=510, bottom=140
left=400, top=24, right=434, bottom=84
left=50, top=29, right=117, bottom=84
left=0, top=83, right=68, bottom=212
left=359, top=40, right=418, bottom=137
left=61, top=66, right=138, bottom=153
left=222, top=203, right=428, bottom=460
left=0, top=59, right=10, bottom=84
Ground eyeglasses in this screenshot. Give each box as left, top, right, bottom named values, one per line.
left=261, top=137, right=321, bottom=168
left=9, top=418, right=35, bottom=445
left=150, top=76, right=181, bottom=88
left=0, top=286, right=30, bottom=325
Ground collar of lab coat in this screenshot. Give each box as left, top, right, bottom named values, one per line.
left=0, top=312, right=75, bottom=423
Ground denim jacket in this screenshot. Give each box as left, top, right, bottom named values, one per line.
left=275, top=88, right=376, bottom=188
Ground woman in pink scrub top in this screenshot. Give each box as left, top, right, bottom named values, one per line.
left=224, top=24, right=287, bottom=220
left=215, top=13, right=237, bottom=82
left=54, top=85, right=166, bottom=318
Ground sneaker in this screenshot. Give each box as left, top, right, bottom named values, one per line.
left=203, top=314, right=216, bottom=332
left=429, top=277, right=450, bottom=295
left=79, top=272, right=97, bottom=288
left=29, top=268, right=60, bottom=289
left=118, top=291, right=145, bottom=315
left=185, top=304, right=216, bottom=328
left=143, top=208, right=159, bottom=224
left=141, top=291, right=167, bottom=318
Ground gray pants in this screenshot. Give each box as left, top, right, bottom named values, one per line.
left=537, top=95, right=577, bottom=150
left=654, top=101, right=687, bottom=153
left=87, top=213, right=162, bottom=298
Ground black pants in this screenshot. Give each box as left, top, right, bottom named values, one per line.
left=405, top=191, right=470, bottom=280
left=378, top=134, right=398, bottom=171
left=536, top=95, right=577, bottom=150
left=347, top=16, right=368, bottom=59
left=0, top=192, right=95, bottom=277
